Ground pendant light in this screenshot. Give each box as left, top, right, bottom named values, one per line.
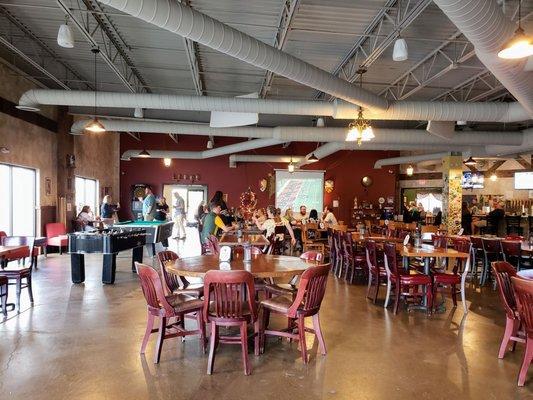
left=85, top=47, right=106, bottom=133
left=463, top=156, right=477, bottom=166
left=163, top=158, right=172, bottom=167
left=392, top=1, right=408, bottom=61
left=288, top=156, right=295, bottom=173
left=490, top=173, right=498, bottom=182
left=406, top=165, right=414, bottom=176
left=346, top=68, right=374, bottom=145
left=498, top=0, right=533, bottom=59
left=308, top=153, right=319, bottom=162
left=138, top=149, right=151, bottom=158
left=57, top=16, right=74, bottom=48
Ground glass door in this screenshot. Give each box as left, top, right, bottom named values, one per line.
left=162, top=184, right=207, bottom=224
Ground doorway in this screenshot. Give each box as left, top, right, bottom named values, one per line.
left=162, top=184, right=208, bottom=224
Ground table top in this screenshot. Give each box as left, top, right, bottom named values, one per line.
left=0, top=245, right=29, bottom=257
left=400, top=244, right=469, bottom=258
left=518, top=270, right=533, bottom=280
left=219, top=233, right=269, bottom=247
left=166, top=253, right=314, bottom=278
left=34, top=237, right=47, bottom=246
left=113, top=220, right=174, bottom=227
left=351, top=233, right=403, bottom=243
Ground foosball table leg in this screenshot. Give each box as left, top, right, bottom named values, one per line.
left=132, top=246, right=143, bottom=273
left=71, top=253, right=85, bottom=284
left=102, top=253, right=117, bottom=284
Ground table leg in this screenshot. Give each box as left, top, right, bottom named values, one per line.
left=132, top=246, right=143, bottom=273
left=102, top=253, right=117, bottom=284
left=423, top=257, right=430, bottom=307
left=71, top=253, right=85, bottom=284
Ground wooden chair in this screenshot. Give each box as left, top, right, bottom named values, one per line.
left=501, top=240, right=524, bottom=271
left=470, top=236, right=485, bottom=284
left=0, top=276, right=8, bottom=318
left=203, top=270, right=259, bottom=375
left=135, top=262, right=205, bottom=364
left=302, top=223, right=325, bottom=255
left=510, top=276, right=533, bottom=386
left=365, top=240, right=387, bottom=304
left=492, top=262, right=523, bottom=360
left=157, top=251, right=203, bottom=297
left=259, top=263, right=331, bottom=363
left=342, top=232, right=366, bottom=284
left=0, top=236, right=35, bottom=312
left=481, top=238, right=502, bottom=286
left=45, top=222, right=68, bottom=254
left=205, top=234, right=220, bottom=255
left=383, top=242, right=433, bottom=315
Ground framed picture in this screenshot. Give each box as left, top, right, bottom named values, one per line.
left=45, top=177, right=52, bottom=196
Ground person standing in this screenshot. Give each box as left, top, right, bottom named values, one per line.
left=173, top=191, right=186, bottom=239
left=100, top=195, right=120, bottom=225
left=142, top=187, right=156, bottom=221
left=154, top=197, right=169, bottom=221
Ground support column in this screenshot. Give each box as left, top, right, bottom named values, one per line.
left=442, top=153, right=463, bottom=234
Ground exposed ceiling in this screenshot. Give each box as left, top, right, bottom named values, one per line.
left=0, top=0, right=531, bottom=131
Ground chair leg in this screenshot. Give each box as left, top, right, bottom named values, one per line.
left=366, top=270, right=373, bottom=298
left=518, top=337, right=533, bottom=386
left=0, top=283, right=7, bottom=318
left=393, top=283, right=401, bottom=315
left=207, top=322, right=217, bottom=374
left=373, top=275, right=380, bottom=304
left=260, top=308, right=270, bottom=353
left=254, top=319, right=260, bottom=357
left=312, top=313, right=326, bottom=356
left=499, top=316, right=518, bottom=359
left=297, top=315, right=308, bottom=363
left=384, top=280, right=391, bottom=309
left=15, top=278, right=22, bottom=313
left=426, top=283, right=433, bottom=316
left=240, top=321, right=250, bottom=375
left=196, top=312, right=206, bottom=353
left=450, top=284, right=457, bottom=307
left=154, top=316, right=166, bottom=364
left=140, top=313, right=155, bottom=354
left=27, top=275, right=34, bottom=304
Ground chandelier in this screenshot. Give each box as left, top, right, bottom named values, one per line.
left=346, top=108, right=374, bottom=146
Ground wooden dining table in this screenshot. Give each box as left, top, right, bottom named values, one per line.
left=219, top=233, right=269, bottom=247
left=351, top=233, right=403, bottom=243
left=166, top=253, right=314, bottom=279
left=0, top=245, right=29, bottom=268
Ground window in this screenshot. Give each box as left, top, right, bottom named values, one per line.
left=75, top=176, right=99, bottom=216
left=0, top=163, right=37, bottom=236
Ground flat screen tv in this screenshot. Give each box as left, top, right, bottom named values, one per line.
left=514, top=171, right=533, bottom=190
left=462, top=171, right=484, bottom=189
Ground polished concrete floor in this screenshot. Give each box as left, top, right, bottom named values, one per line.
left=1, top=229, right=533, bottom=399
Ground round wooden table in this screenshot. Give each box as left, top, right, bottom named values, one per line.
left=166, top=253, right=313, bottom=279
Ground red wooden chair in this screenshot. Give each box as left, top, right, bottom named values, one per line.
left=45, top=223, right=68, bottom=254
left=510, top=276, right=533, bottom=386
left=135, top=262, right=205, bottom=364
left=342, top=232, right=366, bottom=284
left=0, top=236, right=35, bottom=312
left=202, top=270, right=259, bottom=375
left=204, top=234, right=220, bottom=255
left=332, top=230, right=344, bottom=277
left=506, top=235, right=524, bottom=241
left=157, top=251, right=204, bottom=298
left=432, top=238, right=471, bottom=312
left=383, top=242, right=433, bottom=315
left=492, top=262, right=523, bottom=359
left=469, top=236, right=484, bottom=284
left=0, top=276, right=8, bottom=318
left=501, top=240, right=523, bottom=271
left=259, top=263, right=331, bottom=363
left=365, top=240, right=387, bottom=304
left=481, top=238, right=502, bottom=286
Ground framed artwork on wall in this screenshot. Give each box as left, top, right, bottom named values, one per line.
left=45, top=177, right=52, bottom=196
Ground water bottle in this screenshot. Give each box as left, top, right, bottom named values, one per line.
left=243, top=242, right=252, bottom=262
left=414, top=223, right=422, bottom=248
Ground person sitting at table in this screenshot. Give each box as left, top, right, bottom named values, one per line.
left=433, top=209, right=442, bottom=226
left=461, top=202, right=472, bottom=235
left=201, top=200, right=234, bottom=244
left=253, top=205, right=296, bottom=246
left=284, top=208, right=294, bottom=224
left=254, top=208, right=267, bottom=225
left=308, top=209, right=319, bottom=223
left=293, top=205, right=309, bottom=226
left=321, top=205, right=338, bottom=226
left=210, top=190, right=231, bottom=225
left=77, top=206, right=97, bottom=231
left=473, top=201, right=505, bottom=235
left=154, top=197, right=169, bottom=221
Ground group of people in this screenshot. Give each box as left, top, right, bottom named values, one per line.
left=462, top=197, right=505, bottom=235
left=141, top=187, right=188, bottom=239
left=75, top=195, right=120, bottom=231
left=402, top=201, right=442, bottom=226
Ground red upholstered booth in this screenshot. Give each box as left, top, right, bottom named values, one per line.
left=45, top=223, right=69, bottom=254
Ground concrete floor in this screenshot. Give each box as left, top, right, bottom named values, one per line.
left=1, top=230, right=533, bottom=399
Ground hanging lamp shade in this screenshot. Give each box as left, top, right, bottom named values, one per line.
left=498, top=27, right=533, bottom=59
left=393, top=37, right=408, bottom=61
left=85, top=117, right=106, bottom=133
left=308, top=153, right=319, bottom=162
left=463, top=156, right=477, bottom=166
left=57, top=23, right=74, bottom=48
left=406, top=165, right=414, bottom=176
left=138, top=149, right=151, bottom=158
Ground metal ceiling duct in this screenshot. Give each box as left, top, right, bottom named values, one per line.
left=374, top=152, right=457, bottom=168
left=433, top=0, right=533, bottom=116
left=18, top=89, right=530, bottom=124
left=96, top=0, right=388, bottom=111
left=70, top=118, right=524, bottom=147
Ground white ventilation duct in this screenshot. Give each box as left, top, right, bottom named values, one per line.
left=70, top=118, right=524, bottom=147
left=97, top=0, right=388, bottom=111
left=433, top=0, right=533, bottom=115
left=229, top=155, right=305, bottom=168
left=374, top=152, right=457, bottom=169
left=121, top=138, right=282, bottom=160
left=426, top=121, right=455, bottom=140
left=19, top=89, right=531, bottom=123
left=486, top=128, right=533, bottom=156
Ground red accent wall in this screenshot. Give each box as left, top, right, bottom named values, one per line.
left=119, top=134, right=398, bottom=224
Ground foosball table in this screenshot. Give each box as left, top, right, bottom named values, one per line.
left=68, top=229, right=147, bottom=284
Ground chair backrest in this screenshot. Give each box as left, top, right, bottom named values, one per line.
left=505, top=235, right=523, bottom=241
left=303, top=223, right=319, bottom=242
left=205, top=234, right=220, bottom=255
left=501, top=240, right=521, bottom=258
left=482, top=238, right=502, bottom=253
left=397, top=229, right=410, bottom=240
left=492, top=261, right=518, bottom=319
left=365, top=240, right=377, bottom=270
left=333, top=224, right=347, bottom=232
left=46, top=222, right=66, bottom=238
left=288, top=263, right=331, bottom=317
left=300, top=251, right=324, bottom=263
left=421, top=225, right=438, bottom=234
left=157, top=250, right=185, bottom=294
left=2, top=236, right=35, bottom=264
left=136, top=262, right=175, bottom=316
left=470, top=236, right=483, bottom=250
left=342, top=232, right=354, bottom=258
left=432, top=234, right=448, bottom=249
left=203, top=270, right=256, bottom=320
left=383, top=242, right=399, bottom=277
left=511, top=276, right=533, bottom=336
left=0, top=231, right=6, bottom=244
left=452, top=238, right=471, bottom=274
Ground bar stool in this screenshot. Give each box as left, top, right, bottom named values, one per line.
left=481, top=238, right=502, bottom=286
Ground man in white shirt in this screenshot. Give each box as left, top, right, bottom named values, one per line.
left=322, top=205, right=338, bottom=226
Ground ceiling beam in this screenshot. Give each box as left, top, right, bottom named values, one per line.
left=0, top=5, right=89, bottom=89
left=315, top=0, right=432, bottom=100
left=431, top=70, right=506, bottom=102
left=56, top=0, right=150, bottom=93
left=169, top=133, right=179, bottom=144
left=515, top=156, right=532, bottom=170
left=125, top=131, right=141, bottom=141
left=486, top=160, right=506, bottom=174
left=259, top=0, right=301, bottom=98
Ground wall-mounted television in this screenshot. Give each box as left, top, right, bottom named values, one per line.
left=515, top=171, right=533, bottom=190
left=462, top=171, right=484, bottom=189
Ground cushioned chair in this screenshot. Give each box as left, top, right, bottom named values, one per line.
left=203, top=270, right=258, bottom=375
left=492, top=261, right=523, bottom=360
left=510, top=276, right=533, bottom=386
left=259, top=263, right=330, bottom=363
left=45, top=223, right=69, bottom=254
left=135, top=262, right=205, bottom=364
